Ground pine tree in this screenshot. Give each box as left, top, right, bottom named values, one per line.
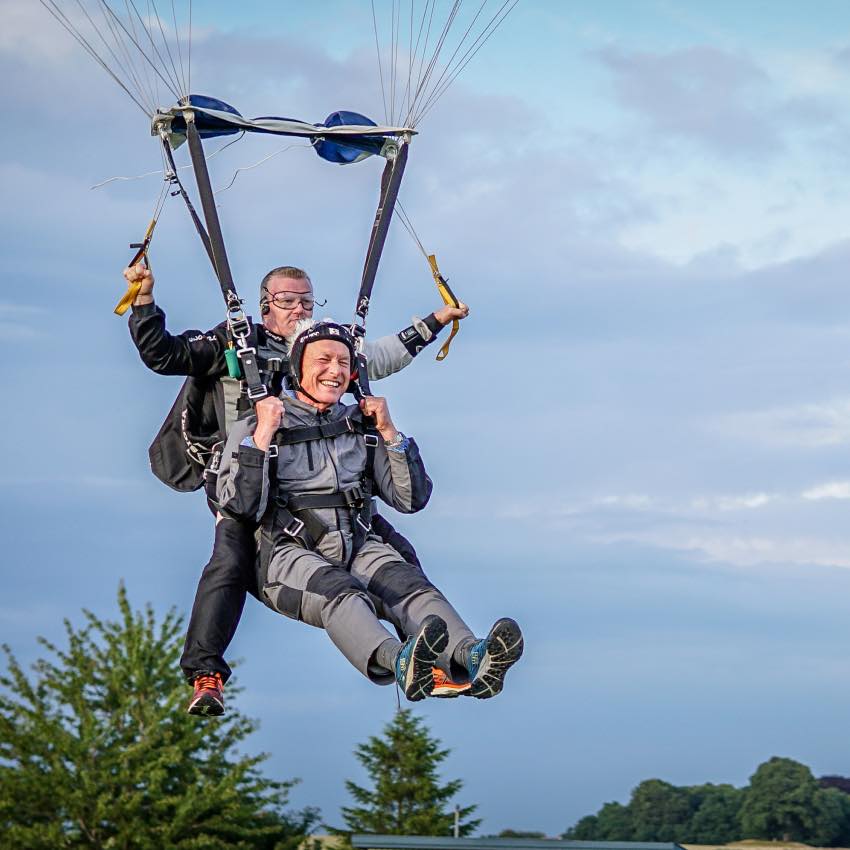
left=330, top=709, right=479, bottom=840
left=0, top=584, right=318, bottom=849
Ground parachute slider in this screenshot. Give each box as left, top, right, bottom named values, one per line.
left=153, top=96, right=415, bottom=164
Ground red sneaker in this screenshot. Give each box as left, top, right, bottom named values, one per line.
left=431, top=667, right=471, bottom=698
left=187, top=672, right=225, bottom=716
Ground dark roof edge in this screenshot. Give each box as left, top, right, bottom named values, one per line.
left=351, top=837, right=685, bottom=850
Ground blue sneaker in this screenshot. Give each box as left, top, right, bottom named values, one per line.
left=396, top=615, right=449, bottom=701
left=466, top=618, right=524, bottom=699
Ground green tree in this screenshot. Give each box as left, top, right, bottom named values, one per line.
left=739, top=756, right=819, bottom=841
left=564, top=814, right=601, bottom=840
left=494, top=830, right=546, bottom=839
left=629, top=779, right=694, bottom=842
left=564, top=801, right=634, bottom=840
left=330, top=709, right=479, bottom=841
left=685, top=783, right=743, bottom=843
left=0, top=584, right=318, bottom=849
left=810, top=787, right=850, bottom=847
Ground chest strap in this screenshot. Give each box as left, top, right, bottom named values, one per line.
left=276, top=416, right=367, bottom=446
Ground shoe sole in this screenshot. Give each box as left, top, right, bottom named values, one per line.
left=187, top=694, right=225, bottom=717
left=432, top=683, right=471, bottom=698
left=468, top=617, right=524, bottom=699
left=403, top=615, right=449, bottom=701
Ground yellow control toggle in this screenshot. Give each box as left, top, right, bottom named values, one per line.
left=427, top=254, right=463, bottom=361
left=114, top=217, right=157, bottom=316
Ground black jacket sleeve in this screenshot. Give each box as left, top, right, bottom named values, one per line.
left=396, top=313, right=444, bottom=357
left=128, top=302, right=228, bottom=378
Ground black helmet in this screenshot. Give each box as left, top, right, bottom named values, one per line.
left=288, top=320, right=357, bottom=392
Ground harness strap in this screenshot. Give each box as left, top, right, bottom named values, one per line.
left=285, top=488, right=367, bottom=511
left=276, top=416, right=364, bottom=445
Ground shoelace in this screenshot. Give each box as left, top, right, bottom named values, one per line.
left=194, top=674, right=222, bottom=692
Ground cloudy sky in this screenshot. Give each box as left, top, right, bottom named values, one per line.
left=3, top=0, right=850, bottom=836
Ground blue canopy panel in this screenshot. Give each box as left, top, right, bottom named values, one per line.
left=154, top=96, right=414, bottom=164
left=313, top=111, right=385, bottom=164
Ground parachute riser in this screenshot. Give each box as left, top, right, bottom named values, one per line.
left=355, top=137, right=410, bottom=327
left=183, top=111, right=268, bottom=403
left=349, top=136, right=411, bottom=397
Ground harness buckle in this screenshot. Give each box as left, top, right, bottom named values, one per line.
left=266, top=356, right=283, bottom=372
left=283, top=516, right=305, bottom=539
left=246, top=383, right=269, bottom=401
left=356, top=513, right=372, bottom=533
left=342, top=486, right=364, bottom=508
left=364, top=433, right=380, bottom=447
left=229, top=316, right=251, bottom=340
left=267, top=444, right=278, bottom=458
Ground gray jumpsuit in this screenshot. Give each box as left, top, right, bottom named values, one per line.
left=217, top=396, right=474, bottom=683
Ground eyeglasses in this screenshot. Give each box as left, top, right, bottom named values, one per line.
left=263, top=290, right=326, bottom=311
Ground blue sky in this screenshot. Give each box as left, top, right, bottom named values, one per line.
left=4, top=0, right=850, bottom=836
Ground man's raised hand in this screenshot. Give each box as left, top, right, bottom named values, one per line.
left=123, top=263, right=155, bottom=305
left=253, top=396, right=285, bottom=452
left=359, top=396, right=398, bottom=443
left=434, top=301, right=469, bottom=325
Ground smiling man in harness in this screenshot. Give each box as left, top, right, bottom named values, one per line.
left=124, top=262, right=468, bottom=714
left=216, top=319, right=523, bottom=700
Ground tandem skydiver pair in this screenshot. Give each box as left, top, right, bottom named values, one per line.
left=124, top=262, right=523, bottom=713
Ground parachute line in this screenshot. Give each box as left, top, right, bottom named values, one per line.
left=370, top=0, right=520, bottom=129
left=38, top=0, right=192, bottom=118
left=39, top=0, right=151, bottom=115
left=214, top=141, right=311, bottom=196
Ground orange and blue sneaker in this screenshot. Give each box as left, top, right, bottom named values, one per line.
left=187, top=671, right=225, bottom=717
left=466, top=618, right=524, bottom=699
left=395, top=615, right=449, bottom=701
left=431, top=667, right=471, bottom=698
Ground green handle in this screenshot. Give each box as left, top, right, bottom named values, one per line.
left=225, top=347, right=242, bottom=379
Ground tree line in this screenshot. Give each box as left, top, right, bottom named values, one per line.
left=565, top=759, right=850, bottom=846
left=3, top=586, right=848, bottom=848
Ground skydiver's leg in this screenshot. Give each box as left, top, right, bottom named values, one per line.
left=180, top=515, right=258, bottom=685
left=350, top=539, right=475, bottom=682
left=260, top=543, right=445, bottom=699
left=262, top=543, right=398, bottom=683
left=371, top=511, right=420, bottom=567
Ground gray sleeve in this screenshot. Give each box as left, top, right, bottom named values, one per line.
left=371, top=436, right=432, bottom=513
left=364, top=333, right=413, bottom=380
left=216, top=415, right=272, bottom=523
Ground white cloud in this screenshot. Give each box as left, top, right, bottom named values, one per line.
left=709, top=399, right=850, bottom=448
left=691, top=492, right=775, bottom=511
left=802, top=480, right=850, bottom=501
left=595, top=527, right=850, bottom=570
left=592, top=493, right=654, bottom=510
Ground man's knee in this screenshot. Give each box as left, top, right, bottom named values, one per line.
left=305, top=565, right=368, bottom=602
left=204, top=517, right=257, bottom=579
left=366, top=560, right=433, bottom=609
